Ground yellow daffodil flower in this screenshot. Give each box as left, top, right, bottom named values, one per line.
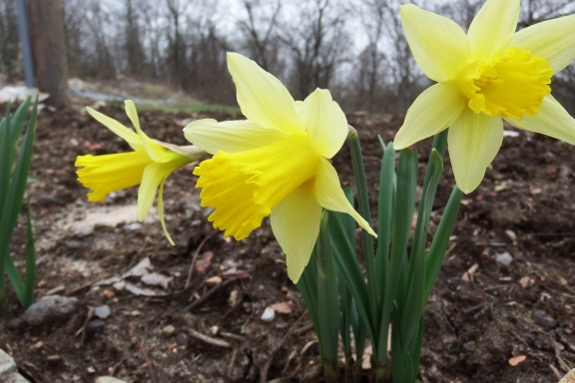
left=184, top=53, right=376, bottom=282
left=394, top=0, right=575, bottom=193
left=75, top=100, right=207, bottom=245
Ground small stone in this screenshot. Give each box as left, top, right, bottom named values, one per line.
left=37, top=194, right=58, bottom=207
left=65, top=240, right=82, bottom=249
left=0, top=348, right=17, bottom=379
left=73, top=225, right=94, bottom=237
left=86, top=319, right=105, bottom=333
left=533, top=310, right=557, bottom=331
left=5, top=318, right=25, bottom=330
left=205, top=276, right=222, bottom=286
left=103, top=289, right=115, bottom=299
left=46, top=355, right=60, bottom=363
left=161, top=325, right=175, bottom=336
left=496, top=252, right=513, bottom=266
left=32, top=341, right=43, bottom=350
left=23, top=296, right=79, bottom=326
left=261, top=307, right=275, bottom=322
left=124, top=222, right=142, bottom=231
left=87, top=367, right=96, bottom=374
left=451, top=276, right=463, bottom=286
left=94, top=305, right=111, bottom=319
left=95, top=377, right=130, bottom=383
left=175, top=333, right=188, bottom=345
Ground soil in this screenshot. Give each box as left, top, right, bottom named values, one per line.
left=1, top=103, right=575, bottom=383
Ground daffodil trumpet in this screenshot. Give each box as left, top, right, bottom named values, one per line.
left=184, top=52, right=376, bottom=283
left=75, top=100, right=207, bottom=245
left=394, top=0, right=575, bottom=193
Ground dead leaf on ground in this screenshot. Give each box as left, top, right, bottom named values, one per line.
left=270, top=301, right=292, bottom=315
left=195, top=251, right=213, bottom=275
left=508, top=355, right=526, bottom=366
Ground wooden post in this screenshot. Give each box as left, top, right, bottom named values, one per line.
left=27, top=0, right=70, bottom=108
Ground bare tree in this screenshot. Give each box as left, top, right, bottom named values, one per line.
left=0, top=0, right=19, bottom=82
left=27, top=0, right=70, bottom=108
left=124, top=0, right=145, bottom=77
left=237, top=0, right=282, bottom=72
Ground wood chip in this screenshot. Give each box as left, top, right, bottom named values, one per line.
left=508, top=355, right=526, bottom=366
left=270, top=301, right=292, bottom=315
left=205, top=276, right=222, bottom=286
left=188, top=329, right=230, bottom=348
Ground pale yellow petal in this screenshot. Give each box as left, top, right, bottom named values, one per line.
left=270, top=180, right=322, bottom=283
left=157, top=181, right=175, bottom=246
left=505, top=94, right=575, bottom=145
left=467, top=0, right=520, bottom=61
left=313, top=159, right=376, bottom=237
left=227, top=53, right=303, bottom=134
left=125, top=100, right=173, bottom=163
left=183, top=119, right=288, bottom=154
left=400, top=4, right=468, bottom=82
left=448, top=109, right=503, bottom=194
left=86, top=107, right=142, bottom=151
left=137, top=159, right=188, bottom=221
left=393, top=83, right=466, bottom=150
left=297, top=88, right=348, bottom=159
left=510, top=14, right=575, bottom=75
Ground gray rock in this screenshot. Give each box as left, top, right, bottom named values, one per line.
left=74, top=225, right=94, bottom=237
left=86, top=319, right=105, bottom=333
left=496, top=252, right=513, bottom=266
left=5, top=318, right=24, bottom=330
left=95, top=377, right=129, bottom=383
left=0, top=348, right=17, bottom=380
left=175, top=333, right=188, bottom=345
left=65, top=240, right=82, bottom=249
left=94, top=305, right=111, bottom=319
left=161, top=325, right=175, bottom=336
left=23, top=295, right=79, bottom=326
left=123, top=222, right=142, bottom=231
left=37, top=194, right=58, bottom=207
left=533, top=309, right=557, bottom=331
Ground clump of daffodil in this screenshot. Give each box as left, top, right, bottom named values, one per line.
left=75, top=100, right=207, bottom=245
left=394, top=0, right=575, bottom=193
left=184, top=53, right=376, bottom=282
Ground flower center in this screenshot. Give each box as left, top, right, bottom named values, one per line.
left=194, top=133, right=322, bottom=240
left=457, top=47, right=552, bottom=120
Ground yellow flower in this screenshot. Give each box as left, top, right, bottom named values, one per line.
left=184, top=53, right=376, bottom=282
left=394, top=0, right=575, bottom=193
left=75, top=100, right=206, bottom=245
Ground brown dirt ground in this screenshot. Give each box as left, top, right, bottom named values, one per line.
left=1, top=103, right=575, bottom=383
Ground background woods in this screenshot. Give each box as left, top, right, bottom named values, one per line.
left=0, top=0, right=574, bottom=114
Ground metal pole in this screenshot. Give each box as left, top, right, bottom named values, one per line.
left=15, top=0, right=35, bottom=88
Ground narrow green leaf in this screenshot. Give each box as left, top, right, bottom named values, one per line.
left=424, top=186, right=464, bottom=300
left=377, top=149, right=418, bottom=362
left=0, top=106, right=13, bottom=291
left=375, top=140, right=396, bottom=299
left=316, top=212, right=340, bottom=362
left=24, top=200, right=36, bottom=309
left=347, top=131, right=378, bottom=319
left=5, top=255, right=25, bottom=305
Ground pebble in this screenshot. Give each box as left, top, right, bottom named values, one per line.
left=124, top=222, right=142, bottom=231
left=261, top=307, right=275, bottom=322
left=94, top=305, right=111, bottom=319
left=162, top=325, right=175, bottom=336
left=37, top=194, right=58, bottom=207
left=65, top=240, right=82, bottom=249
left=533, top=310, right=557, bottom=331
left=86, top=319, right=105, bottom=333
left=73, top=225, right=94, bottom=237
left=175, top=333, right=188, bottom=345
left=23, top=296, right=79, bottom=326
left=95, top=377, right=130, bottom=383
left=46, top=355, right=60, bottom=363
left=496, top=252, right=513, bottom=266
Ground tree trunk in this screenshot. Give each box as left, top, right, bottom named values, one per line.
left=27, top=0, right=70, bottom=108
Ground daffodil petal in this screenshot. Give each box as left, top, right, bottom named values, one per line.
left=510, top=14, right=575, bottom=75
left=467, top=0, right=520, bottom=61
left=393, top=83, right=466, bottom=150
left=448, top=109, right=503, bottom=194
left=227, top=53, right=303, bottom=134
left=137, top=160, right=186, bottom=221
left=400, top=4, right=468, bottom=82
left=125, top=100, right=173, bottom=163
left=313, top=159, right=376, bottom=237
left=505, top=94, right=575, bottom=145
left=297, top=88, right=347, bottom=159
left=86, top=107, right=142, bottom=151
left=184, top=119, right=288, bottom=154
left=270, top=180, right=322, bottom=283
left=157, top=181, right=175, bottom=246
